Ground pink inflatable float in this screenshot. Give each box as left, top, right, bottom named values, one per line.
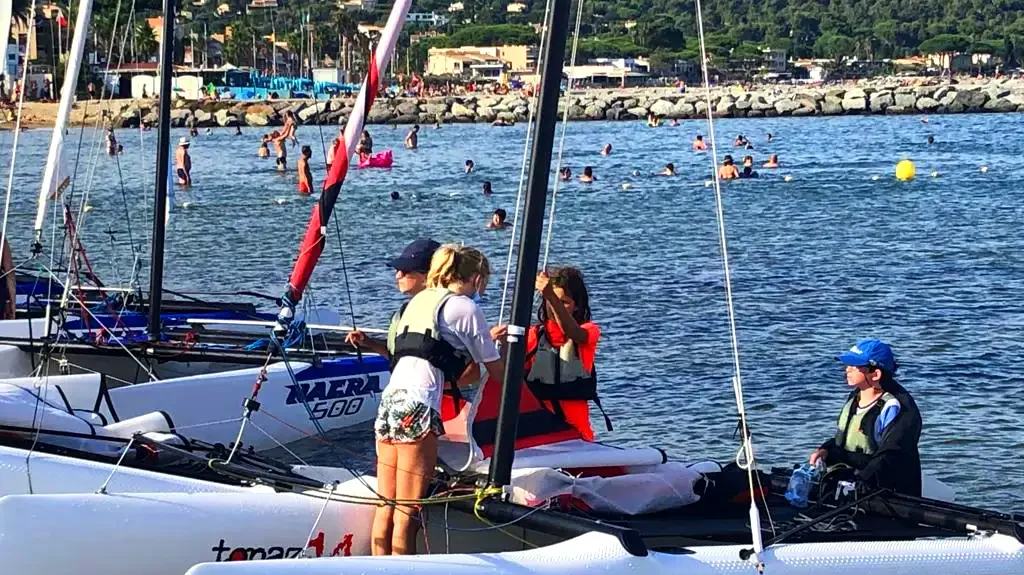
left=357, top=149, right=394, bottom=169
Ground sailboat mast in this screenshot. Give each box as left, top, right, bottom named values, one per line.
left=148, top=0, right=177, bottom=340
left=486, top=0, right=573, bottom=489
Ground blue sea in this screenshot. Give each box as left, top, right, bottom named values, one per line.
left=2, top=113, right=1022, bottom=510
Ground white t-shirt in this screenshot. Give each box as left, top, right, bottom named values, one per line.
left=387, top=294, right=500, bottom=412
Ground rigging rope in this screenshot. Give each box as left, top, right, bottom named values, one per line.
left=0, top=0, right=39, bottom=267
left=693, top=0, right=767, bottom=564
left=540, top=0, right=585, bottom=270
left=497, top=0, right=554, bottom=325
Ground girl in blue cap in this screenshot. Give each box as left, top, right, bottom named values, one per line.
left=809, top=339, right=922, bottom=496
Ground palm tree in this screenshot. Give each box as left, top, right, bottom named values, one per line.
left=134, top=19, right=158, bottom=62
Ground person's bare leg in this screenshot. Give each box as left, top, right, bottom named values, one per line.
left=371, top=440, right=398, bottom=556
left=391, top=433, right=438, bottom=555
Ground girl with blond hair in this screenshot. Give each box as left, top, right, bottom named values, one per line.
left=371, top=244, right=505, bottom=556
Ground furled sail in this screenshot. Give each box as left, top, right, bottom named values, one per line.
left=277, top=0, right=412, bottom=325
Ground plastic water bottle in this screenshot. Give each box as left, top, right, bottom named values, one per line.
left=784, top=463, right=818, bottom=508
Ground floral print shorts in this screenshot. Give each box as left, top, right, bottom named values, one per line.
left=374, top=388, right=444, bottom=444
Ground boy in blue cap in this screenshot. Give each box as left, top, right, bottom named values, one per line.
left=809, top=338, right=923, bottom=496
left=346, top=239, right=441, bottom=361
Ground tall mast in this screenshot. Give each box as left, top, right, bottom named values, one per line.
left=148, top=0, right=177, bottom=340
left=487, top=0, right=573, bottom=489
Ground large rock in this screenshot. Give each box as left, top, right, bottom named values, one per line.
left=396, top=101, right=420, bottom=116
left=170, top=109, right=193, bottom=127
left=751, top=96, right=774, bottom=111
left=845, top=87, right=866, bottom=99
left=476, top=106, right=497, bottom=122
left=604, top=107, right=624, bottom=121
left=298, top=101, right=328, bottom=122
left=884, top=105, right=907, bottom=115
left=791, top=106, right=815, bottom=116
left=939, top=90, right=959, bottom=107
left=214, top=108, right=238, bottom=126
left=649, top=99, right=674, bottom=117
left=822, top=98, right=844, bottom=115
left=584, top=104, right=605, bottom=120
left=774, top=98, right=800, bottom=115
left=716, top=98, right=736, bottom=115
left=983, top=97, right=1016, bottom=112
left=621, top=98, right=638, bottom=110
left=957, top=90, right=987, bottom=110
left=142, top=110, right=159, bottom=126
left=933, top=85, right=952, bottom=102
left=735, top=98, right=752, bottom=110
left=869, top=91, right=893, bottom=112
left=367, top=107, right=395, bottom=124
left=626, top=106, right=648, bottom=118
left=842, top=97, right=867, bottom=112
left=450, top=101, right=474, bottom=118
left=914, top=85, right=938, bottom=98
left=672, top=100, right=695, bottom=116
left=476, top=97, right=500, bottom=109
left=423, top=102, right=447, bottom=116
left=894, top=93, right=917, bottom=109
left=915, top=97, right=939, bottom=111
left=244, top=112, right=270, bottom=126
left=393, top=114, right=419, bottom=124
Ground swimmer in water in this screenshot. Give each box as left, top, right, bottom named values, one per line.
left=175, top=137, right=192, bottom=186
left=579, top=166, right=595, bottom=183
left=718, top=155, right=739, bottom=180
left=558, top=167, right=572, bottom=181
left=434, top=121, right=442, bottom=129
left=297, top=145, right=313, bottom=194
left=465, top=159, right=475, bottom=174
left=763, top=154, right=779, bottom=168
left=105, top=128, right=118, bottom=156
left=767, top=132, right=774, bottom=143
left=739, top=155, right=758, bottom=179
left=391, top=191, right=401, bottom=200
left=356, top=129, right=373, bottom=161
left=204, top=127, right=212, bottom=135
left=692, top=135, right=707, bottom=151
left=646, top=112, right=660, bottom=128
left=482, top=181, right=493, bottom=196
left=325, top=127, right=343, bottom=169
left=487, top=208, right=511, bottom=229
left=600, top=143, right=612, bottom=156
left=235, top=125, right=243, bottom=136
left=927, top=135, right=935, bottom=145
left=405, top=124, right=419, bottom=149
left=661, top=163, right=676, bottom=176
left=669, top=119, right=680, bottom=127
left=734, top=134, right=749, bottom=147
left=258, top=134, right=270, bottom=158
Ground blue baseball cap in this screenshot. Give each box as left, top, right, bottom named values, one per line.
left=388, top=238, right=440, bottom=274
left=836, top=339, right=897, bottom=375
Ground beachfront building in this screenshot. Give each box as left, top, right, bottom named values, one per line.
left=426, top=45, right=536, bottom=79
left=563, top=61, right=649, bottom=87
left=762, top=48, right=787, bottom=73
left=407, top=12, right=451, bottom=27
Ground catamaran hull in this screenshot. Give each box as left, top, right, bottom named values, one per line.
left=182, top=530, right=1024, bottom=575
left=0, top=491, right=375, bottom=575
left=0, top=355, right=389, bottom=452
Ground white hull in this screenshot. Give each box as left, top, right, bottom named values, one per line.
left=183, top=531, right=1024, bottom=575
left=1, top=357, right=388, bottom=452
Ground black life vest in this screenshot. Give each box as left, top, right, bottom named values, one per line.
left=524, top=324, right=611, bottom=431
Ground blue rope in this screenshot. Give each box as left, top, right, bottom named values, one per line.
left=245, top=319, right=307, bottom=351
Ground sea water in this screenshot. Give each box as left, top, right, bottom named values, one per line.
left=1, top=113, right=1022, bottom=510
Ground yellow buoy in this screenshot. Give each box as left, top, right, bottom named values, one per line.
left=895, top=160, right=916, bottom=181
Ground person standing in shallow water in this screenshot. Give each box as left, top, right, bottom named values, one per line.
left=175, top=137, right=192, bottom=186
left=405, top=125, right=419, bottom=149
left=297, top=145, right=313, bottom=195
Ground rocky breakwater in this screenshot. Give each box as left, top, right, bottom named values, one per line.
left=85, top=80, right=1024, bottom=129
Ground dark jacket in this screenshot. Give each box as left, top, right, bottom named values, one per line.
left=820, top=379, right=922, bottom=496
